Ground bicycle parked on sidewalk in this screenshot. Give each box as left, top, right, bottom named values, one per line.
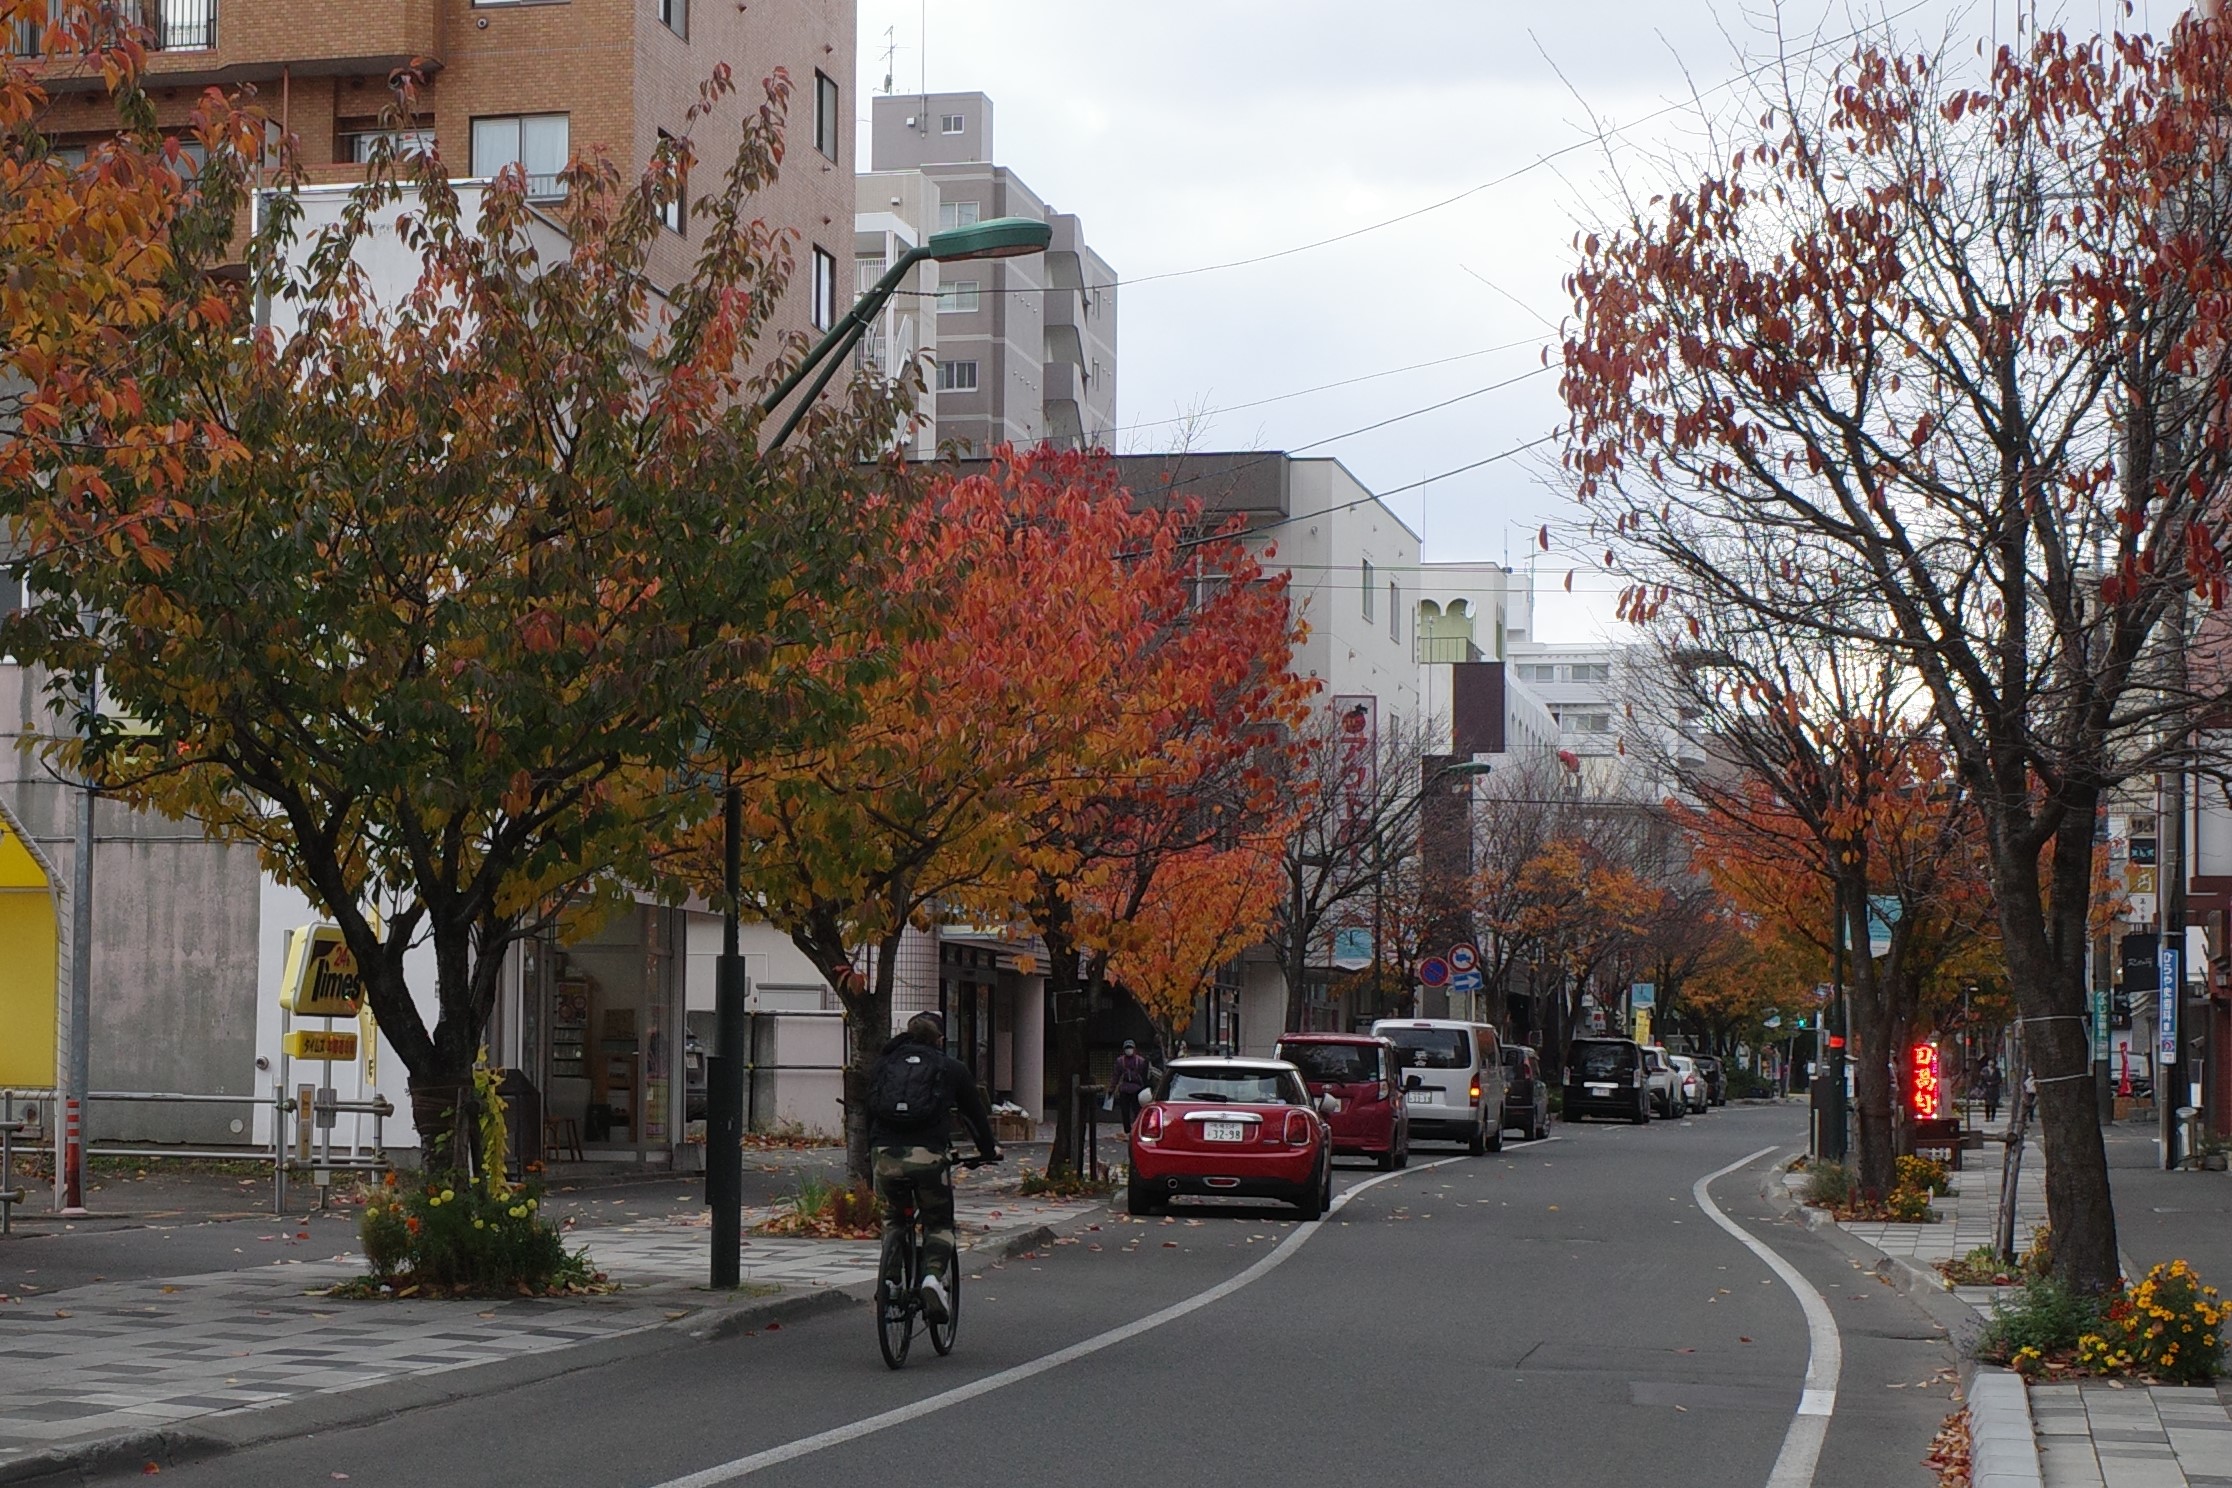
left=876, top=1150, right=998, bottom=1368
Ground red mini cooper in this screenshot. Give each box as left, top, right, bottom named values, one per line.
left=1275, top=1033, right=1409, bottom=1170
left=1127, top=1057, right=1334, bottom=1219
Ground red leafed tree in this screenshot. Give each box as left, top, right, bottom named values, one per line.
left=986, top=455, right=1315, bottom=1173
left=716, top=449, right=1239, bottom=1180
left=1562, top=16, right=2232, bottom=1287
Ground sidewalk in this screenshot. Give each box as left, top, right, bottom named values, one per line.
left=1801, top=1126, right=2232, bottom=1488
left=0, top=1172, right=1102, bottom=1482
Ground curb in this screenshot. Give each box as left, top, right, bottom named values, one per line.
left=1969, top=1367, right=2044, bottom=1488
left=0, top=1208, right=1107, bottom=1487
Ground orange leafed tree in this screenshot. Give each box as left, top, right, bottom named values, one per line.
left=0, top=0, right=258, bottom=551
left=1101, top=841, right=1285, bottom=1053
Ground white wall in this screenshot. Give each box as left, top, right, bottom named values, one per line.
left=252, top=875, right=440, bottom=1156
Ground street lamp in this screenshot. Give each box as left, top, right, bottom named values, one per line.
left=706, top=216, right=1053, bottom=1290
left=756, top=215, right=1054, bottom=456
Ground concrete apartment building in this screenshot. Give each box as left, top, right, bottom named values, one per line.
left=25, top=0, right=856, bottom=348
left=870, top=91, right=1117, bottom=452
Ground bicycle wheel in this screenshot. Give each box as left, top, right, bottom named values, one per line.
left=876, top=1228, right=915, bottom=1369
left=928, top=1262, right=962, bottom=1355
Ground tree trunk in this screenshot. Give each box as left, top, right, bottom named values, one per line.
left=1843, top=892, right=1896, bottom=1199
left=787, top=915, right=887, bottom=1186
left=1991, top=806, right=2120, bottom=1293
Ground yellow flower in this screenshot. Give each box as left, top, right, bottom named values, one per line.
left=472, top=1218, right=485, bottom=1230
left=365, top=1205, right=379, bottom=1218
left=508, top=1205, right=526, bottom=1218
left=441, top=1188, right=455, bottom=1202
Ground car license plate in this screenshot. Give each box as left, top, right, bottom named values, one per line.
left=1203, top=1122, right=1247, bottom=1142
left=1587, top=1084, right=1614, bottom=1095
left=1406, top=1090, right=1435, bottom=1107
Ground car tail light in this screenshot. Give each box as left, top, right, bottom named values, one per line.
left=1468, top=1078, right=1483, bottom=1106
left=1283, top=1111, right=1313, bottom=1146
left=1139, top=1105, right=1165, bottom=1143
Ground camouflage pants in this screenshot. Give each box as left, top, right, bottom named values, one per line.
left=873, top=1144, right=957, bottom=1285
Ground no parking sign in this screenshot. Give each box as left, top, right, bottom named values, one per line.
left=1417, top=956, right=1451, bottom=988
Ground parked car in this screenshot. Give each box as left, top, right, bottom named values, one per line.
left=1564, top=1037, right=1650, bottom=1124
left=1128, top=1057, right=1334, bottom=1219
left=1670, top=1054, right=1708, bottom=1115
left=1370, top=1018, right=1508, bottom=1154
left=1642, top=1044, right=1685, bottom=1118
left=1501, top=1043, right=1550, bottom=1141
left=1276, top=1033, right=1409, bottom=1170
left=1693, top=1055, right=1728, bottom=1107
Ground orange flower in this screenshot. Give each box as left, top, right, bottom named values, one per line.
left=405, top=1216, right=422, bottom=1234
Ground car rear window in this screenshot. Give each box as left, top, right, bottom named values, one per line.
left=1571, top=1041, right=1638, bottom=1078
left=1381, top=1028, right=1472, bottom=1068
left=1164, top=1068, right=1302, bottom=1105
left=1280, top=1043, right=1381, bottom=1084
left=1501, top=1048, right=1523, bottom=1072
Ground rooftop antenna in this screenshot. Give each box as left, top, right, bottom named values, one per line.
left=879, top=26, right=896, bottom=94
left=919, top=0, right=929, bottom=133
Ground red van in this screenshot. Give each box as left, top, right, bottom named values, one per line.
left=1274, top=1033, right=1409, bottom=1170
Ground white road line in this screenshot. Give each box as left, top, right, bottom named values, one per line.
left=649, top=1156, right=1472, bottom=1487
left=1692, top=1145, right=1842, bottom=1488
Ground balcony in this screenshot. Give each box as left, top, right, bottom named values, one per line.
left=12, top=0, right=214, bottom=57
left=21, top=0, right=439, bottom=89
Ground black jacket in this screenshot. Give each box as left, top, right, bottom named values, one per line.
left=867, top=1033, right=1000, bottom=1156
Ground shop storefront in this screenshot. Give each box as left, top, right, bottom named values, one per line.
left=510, top=904, right=689, bottom=1166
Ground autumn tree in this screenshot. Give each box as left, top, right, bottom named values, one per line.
left=710, top=449, right=1241, bottom=1181
left=1561, top=17, right=2232, bottom=1284
left=1101, top=840, right=1284, bottom=1054
left=998, top=478, right=1313, bottom=1173
left=1267, top=712, right=1447, bottom=1031
left=4, top=66, right=911, bottom=1165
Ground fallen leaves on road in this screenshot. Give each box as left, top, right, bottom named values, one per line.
left=1923, top=1408, right=1970, bottom=1487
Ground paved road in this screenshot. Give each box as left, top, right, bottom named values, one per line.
left=104, top=1106, right=1960, bottom=1488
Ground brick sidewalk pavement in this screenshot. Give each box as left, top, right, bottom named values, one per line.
left=1810, top=1134, right=2232, bottom=1488
left=0, top=1190, right=1097, bottom=1475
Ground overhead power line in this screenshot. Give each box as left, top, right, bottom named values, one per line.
left=901, top=4, right=1932, bottom=301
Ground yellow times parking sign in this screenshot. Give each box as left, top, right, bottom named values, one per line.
left=281, top=925, right=366, bottom=1018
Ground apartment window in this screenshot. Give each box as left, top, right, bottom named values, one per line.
left=936, top=359, right=979, bottom=392
left=810, top=246, right=838, bottom=330
left=1389, top=581, right=1399, bottom=641
left=657, top=0, right=686, bottom=37
left=814, top=72, right=840, bottom=161
left=940, top=113, right=965, bottom=134
left=938, top=279, right=979, bottom=314
left=471, top=113, right=569, bottom=200
left=655, top=129, right=686, bottom=233
left=348, top=129, right=434, bottom=165
left=937, top=199, right=980, bottom=232
left=1361, top=560, right=1375, bottom=622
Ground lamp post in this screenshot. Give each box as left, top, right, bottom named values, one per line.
left=705, top=216, right=1052, bottom=1291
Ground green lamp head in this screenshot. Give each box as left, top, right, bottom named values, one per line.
left=925, top=216, right=1053, bottom=262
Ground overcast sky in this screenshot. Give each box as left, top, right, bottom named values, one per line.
left=851, top=1, right=2164, bottom=641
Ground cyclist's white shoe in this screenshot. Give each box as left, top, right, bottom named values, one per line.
left=919, top=1273, right=951, bottom=1323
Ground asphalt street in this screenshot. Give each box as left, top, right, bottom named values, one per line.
left=101, top=1105, right=1960, bottom=1488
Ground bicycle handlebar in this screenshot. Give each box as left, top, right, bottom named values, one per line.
left=948, top=1151, right=1003, bottom=1170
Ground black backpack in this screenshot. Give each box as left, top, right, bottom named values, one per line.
left=869, top=1046, right=952, bottom=1132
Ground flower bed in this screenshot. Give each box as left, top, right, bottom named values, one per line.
left=1978, top=1260, right=2227, bottom=1384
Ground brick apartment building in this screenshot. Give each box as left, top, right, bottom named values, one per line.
left=23, top=0, right=856, bottom=347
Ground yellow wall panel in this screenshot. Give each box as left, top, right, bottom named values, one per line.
left=0, top=893, right=59, bottom=1087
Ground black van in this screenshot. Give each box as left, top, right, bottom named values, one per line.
left=1564, top=1037, right=1650, bottom=1124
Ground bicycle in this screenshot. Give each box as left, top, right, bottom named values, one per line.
left=876, top=1150, right=997, bottom=1369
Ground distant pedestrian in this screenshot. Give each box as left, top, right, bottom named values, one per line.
left=1112, top=1039, right=1153, bottom=1131
left=1979, top=1062, right=2003, bottom=1123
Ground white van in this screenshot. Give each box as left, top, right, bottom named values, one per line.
left=1369, top=1018, right=1509, bottom=1154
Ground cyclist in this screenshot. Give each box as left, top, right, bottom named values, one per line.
left=868, top=1012, right=1001, bottom=1324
